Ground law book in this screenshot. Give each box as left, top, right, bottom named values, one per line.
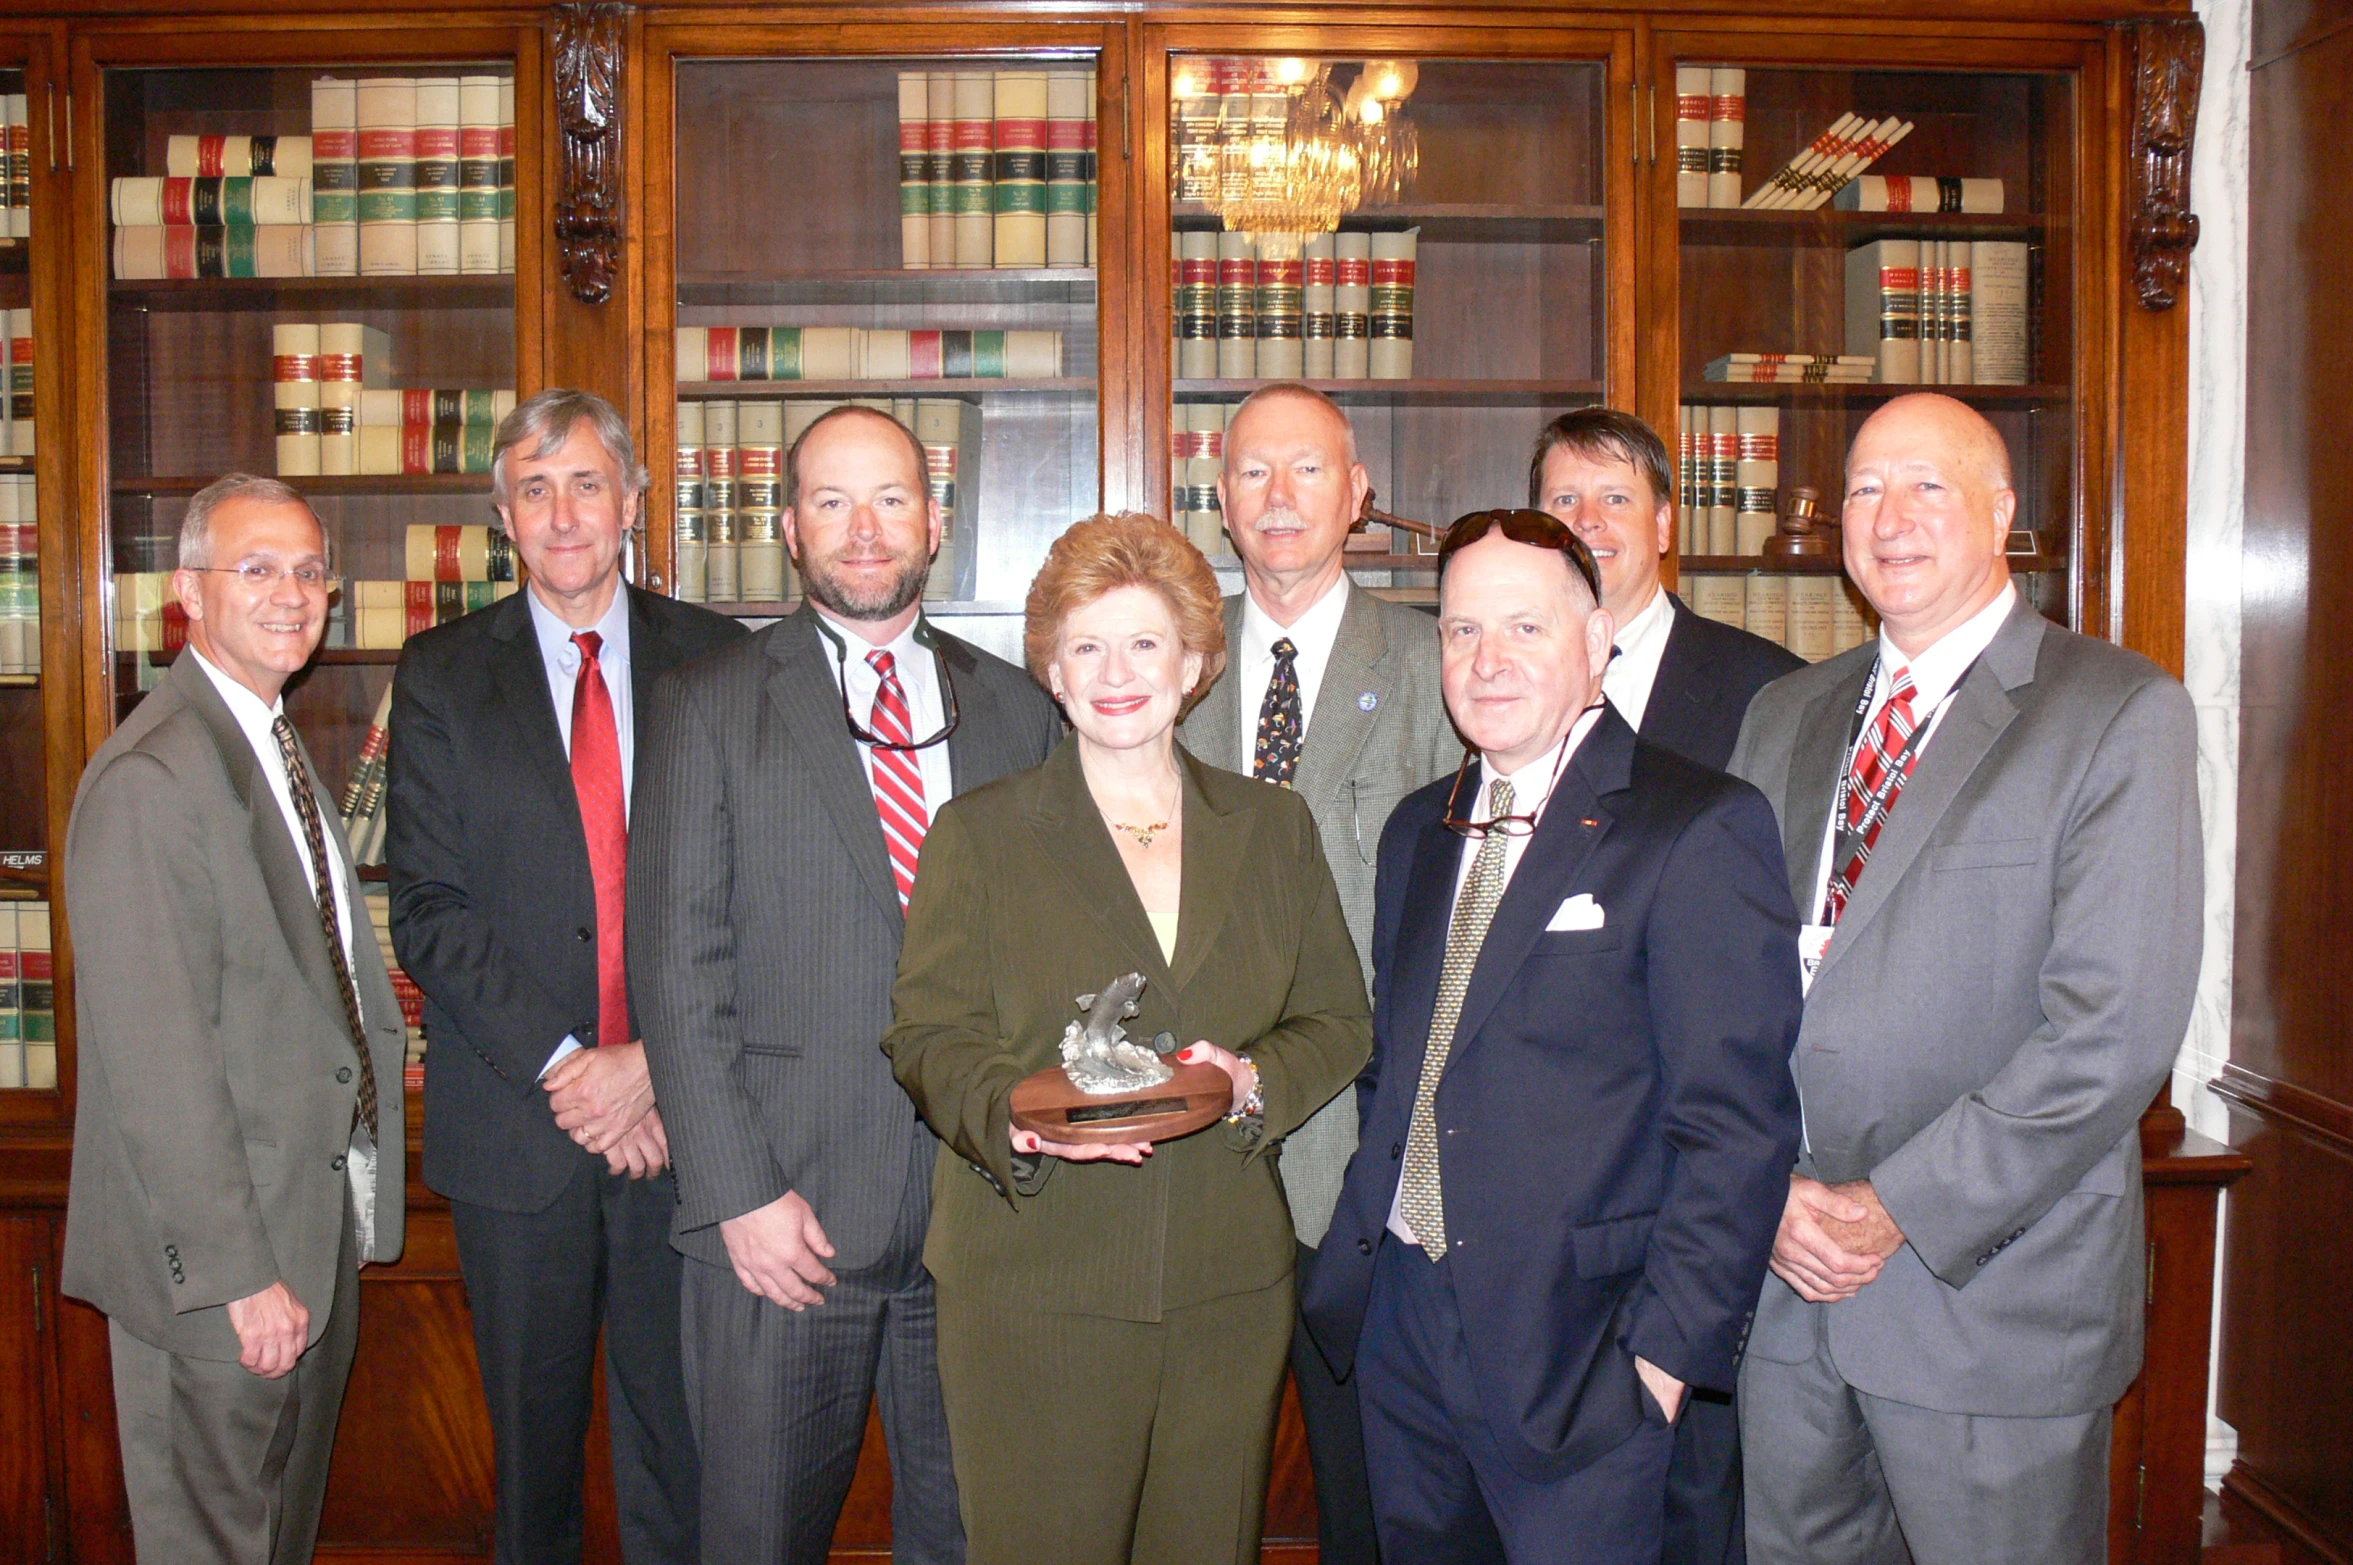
left=858, top=329, right=914, bottom=381
left=317, top=322, right=391, bottom=476
left=1846, top=238, right=1922, bottom=382
left=1703, top=353, right=1876, bottom=383
left=1835, top=174, right=2005, bottom=214
left=165, top=134, right=312, bottom=179
left=356, top=76, right=420, bottom=276
left=111, top=176, right=314, bottom=228
left=1685, top=573, right=1745, bottom=630
left=1215, top=230, right=1256, bottom=379
left=1707, top=69, right=1746, bottom=208
left=925, top=73, right=957, bottom=271
left=673, top=399, right=708, bottom=601
left=1744, top=572, right=1788, bottom=647
left=497, top=76, right=517, bottom=273
left=1045, top=71, right=1090, bottom=269
left=1085, top=71, right=1099, bottom=265
left=1368, top=229, right=1417, bottom=380
left=991, top=70, right=1049, bottom=269
left=0, top=475, right=36, bottom=676
left=410, top=78, right=461, bottom=275
left=1832, top=577, right=1870, bottom=651
left=458, top=75, right=503, bottom=275
left=1334, top=231, right=1371, bottom=379
left=951, top=71, right=996, bottom=268
left=1674, top=67, right=1712, bottom=208
left=5, top=95, right=27, bottom=238
left=1183, top=402, right=1231, bottom=559
left=1706, top=403, right=1738, bottom=555
left=0, top=904, right=19, bottom=1089
left=404, top=524, right=513, bottom=583
left=736, top=399, right=784, bottom=521
left=1786, top=575, right=1837, bottom=661
left=1177, top=230, right=1218, bottom=379
left=337, top=682, right=395, bottom=825
left=1734, top=406, right=1779, bottom=554
left=1741, top=113, right=1860, bottom=211
left=1254, top=236, right=1304, bottom=379
left=1790, top=118, right=1913, bottom=210
left=1676, top=405, right=1697, bottom=555
left=1971, top=239, right=2028, bottom=385
left=1761, top=115, right=1899, bottom=210
left=1302, top=233, right=1337, bottom=379
left=311, top=76, right=360, bottom=276
left=702, top=400, right=738, bottom=603
left=112, top=224, right=313, bottom=280
left=272, top=323, right=322, bottom=476
left=917, top=397, right=984, bottom=602
left=18, top=902, right=51, bottom=1090
left=896, top=71, right=932, bottom=270
left=1946, top=241, right=1975, bottom=384
left=5, top=311, right=27, bottom=458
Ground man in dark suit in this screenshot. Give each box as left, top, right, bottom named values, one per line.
left=1532, top=408, right=1802, bottom=773
left=1304, top=509, right=1804, bottom=1563
left=388, top=391, right=743, bottom=1565
left=65, top=475, right=408, bottom=1564
left=632, top=405, right=1062, bottom=1564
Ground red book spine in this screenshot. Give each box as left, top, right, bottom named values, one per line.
left=404, top=581, right=435, bottom=639
left=436, top=525, right=463, bottom=581
left=908, top=330, right=943, bottom=378
left=402, top=421, right=431, bottom=476
left=1336, top=255, right=1369, bottom=288
left=314, top=128, right=357, bottom=162
left=357, top=126, right=416, bottom=161
left=705, top=327, right=740, bottom=383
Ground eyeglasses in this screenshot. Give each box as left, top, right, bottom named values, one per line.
left=1435, top=508, right=1604, bottom=603
left=184, top=561, right=340, bottom=593
left=815, top=615, right=962, bottom=752
left=1438, top=699, right=1605, bottom=839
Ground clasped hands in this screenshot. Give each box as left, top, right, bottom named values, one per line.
left=1770, top=1173, right=1907, bottom=1303
left=544, top=1040, right=668, bottom=1179
left=1009, top=1040, right=1258, bottom=1166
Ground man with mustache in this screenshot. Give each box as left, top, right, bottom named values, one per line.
left=1181, top=382, right=1459, bottom=1564
left=633, top=405, right=1062, bottom=1563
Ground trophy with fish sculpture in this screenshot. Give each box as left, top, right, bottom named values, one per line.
left=1008, top=972, right=1232, bottom=1145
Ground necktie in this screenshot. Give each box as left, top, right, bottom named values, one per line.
left=1821, top=667, right=1921, bottom=925
left=1253, top=637, right=1303, bottom=785
left=270, top=715, right=379, bottom=1142
left=570, top=632, right=630, bottom=1048
left=867, top=650, right=930, bottom=911
left=1399, top=777, right=1515, bottom=1260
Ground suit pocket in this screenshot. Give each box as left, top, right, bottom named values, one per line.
left=1572, top=1209, right=1657, bottom=1278
left=1533, top=928, right=1624, bottom=957
left=740, top=1042, right=803, bottom=1058
left=1931, top=837, right=2039, bottom=872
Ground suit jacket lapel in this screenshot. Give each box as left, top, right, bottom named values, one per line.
left=489, top=591, right=583, bottom=830
left=1384, top=809, right=1463, bottom=1098
left=936, top=627, right=1008, bottom=799
left=1643, top=595, right=1709, bottom=743
left=1292, top=581, right=1390, bottom=807
left=1170, top=749, right=1249, bottom=989
left=1181, top=594, right=1249, bottom=773
left=1025, top=738, right=1169, bottom=983
left=1781, top=662, right=1869, bottom=918
left=765, top=608, right=904, bottom=923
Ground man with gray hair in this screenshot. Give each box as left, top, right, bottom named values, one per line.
left=388, top=390, right=742, bottom=1565
left=65, top=474, right=410, bottom=1562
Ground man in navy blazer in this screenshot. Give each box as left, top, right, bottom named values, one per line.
left=1302, top=509, right=1805, bottom=1563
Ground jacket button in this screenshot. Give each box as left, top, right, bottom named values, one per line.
left=164, top=1245, right=178, bottom=1259
left=576, top=927, right=593, bottom=943
left=331, top=1155, right=347, bottom=1172
left=1357, top=1238, right=1372, bottom=1255
left=1391, top=1142, right=1403, bottom=1159
left=336, top=1067, right=353, bottom=1084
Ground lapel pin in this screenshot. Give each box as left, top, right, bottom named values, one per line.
left=1580, top=817, right=1600, bottom=828
left=1358, top=691, right=1379, bottom=712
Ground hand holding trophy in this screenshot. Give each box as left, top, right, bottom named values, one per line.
left=1009, top=973, right=1241, bottom=1157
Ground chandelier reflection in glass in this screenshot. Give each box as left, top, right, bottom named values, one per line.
left=1174, top=58, right=1420, bottom=240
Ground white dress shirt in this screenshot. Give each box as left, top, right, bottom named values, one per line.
left=1389, top=703, right=1607, bottom=1245
left=1234, top=574, right=1352, bottom=769
left=814, top=609, right=956, bottom=814
left=190, top=644, right=378, bottom=1255
left=1808, top=581, right=2017, bottom=916
left=1600, top=586, right=1676, bottom=733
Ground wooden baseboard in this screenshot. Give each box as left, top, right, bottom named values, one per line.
left=2223, top=1463, right=2353, bottom=1565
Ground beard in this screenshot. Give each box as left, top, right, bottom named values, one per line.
left=798, top=547, right=929, bottom=622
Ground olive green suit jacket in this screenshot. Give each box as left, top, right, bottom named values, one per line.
left=885, top=735, right=1372, bottom=1322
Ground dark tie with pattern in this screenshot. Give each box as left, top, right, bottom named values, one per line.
left=270, top=714, right=379, bottom=1142
left=1253, top=637, right=1304, bottom=785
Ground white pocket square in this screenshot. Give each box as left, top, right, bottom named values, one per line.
left=1547, top=893, right=1605, bottom=932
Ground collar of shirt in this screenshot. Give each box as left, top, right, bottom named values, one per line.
left=1875, top=579, right=2016, bottom=714
left=813, top=608, right=955, bottom=808
left=528, top=578, right=632, bottom=692
left=1237, top=572, right=1352, bottom=760
left=1599, top=585, right=1675, bottom=732
left=1453, top=701, right=1608, bottom=904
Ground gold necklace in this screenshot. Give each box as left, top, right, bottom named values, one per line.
left=1109, top=817, right=1170, bottom=848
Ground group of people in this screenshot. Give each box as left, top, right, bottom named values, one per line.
left=61, top=376, right=2203, bottom=1565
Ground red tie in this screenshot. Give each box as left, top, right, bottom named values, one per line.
left=1822, top=668, right=1920, bottom=925
left=866, top=650, right=930, bottom=911
left=571, top=631, right=630, bottom=1047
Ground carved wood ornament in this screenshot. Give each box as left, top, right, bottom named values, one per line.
left=2127, top=19, right=2204, bottom=312
left=554, top=2, right=628, bottom=305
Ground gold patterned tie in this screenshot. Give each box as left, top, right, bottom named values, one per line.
left=271, top=715, right=380, bottom=1142
left=1399, top=777, right=1514, bottom=1260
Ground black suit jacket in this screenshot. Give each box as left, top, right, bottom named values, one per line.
left=1302, top=707, right=1804, bottom=1484
left=387, top=584, right=746, bottom=1213
left=1638, top=593, right=1805, bottom=772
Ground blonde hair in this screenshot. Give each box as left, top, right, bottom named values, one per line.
left=1024, top=513, right=1228, bottom=713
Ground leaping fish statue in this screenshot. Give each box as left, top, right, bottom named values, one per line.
left=1059, top=972, right=1176, bottom=1094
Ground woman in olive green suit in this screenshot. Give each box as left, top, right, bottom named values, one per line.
left=884, top=512, right=1373, bottom=1564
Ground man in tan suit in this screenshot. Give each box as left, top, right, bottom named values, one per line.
left=64, top=474, right=408, bottom=1564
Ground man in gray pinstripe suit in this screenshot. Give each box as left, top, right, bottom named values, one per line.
left=631, top=407, right=1060, bottom=1564
left=1181, top=383, right=1459, bottom=1564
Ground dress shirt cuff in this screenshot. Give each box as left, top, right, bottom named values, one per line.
left=539, top=1035, right=584, bottom=1081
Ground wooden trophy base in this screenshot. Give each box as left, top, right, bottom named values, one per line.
left=1009, top=1060, right=1234, bottom=1145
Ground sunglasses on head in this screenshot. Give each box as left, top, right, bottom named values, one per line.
left=1436, top=508, right=1604, bottom=604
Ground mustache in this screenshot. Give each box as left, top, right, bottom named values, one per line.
left=1248, top=507, right=1312, bottom=533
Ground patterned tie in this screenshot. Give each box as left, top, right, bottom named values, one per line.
left=1253, top=637, right=1304, bottom=785
left=1821, top=667, right=1921, bottom=924
left=570, top=632, right=630, bottom=1048
left=270, top=715, right=379, bottom=1142
left=1399, top=777, right=1515, bottom=1260
left=867, top=650, right=930, bottom=910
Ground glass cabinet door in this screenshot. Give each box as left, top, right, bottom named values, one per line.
left=652, top=34, right=1115, bottom=665
left=1157, top=34, right=1629, bottom=603
left=1660, top=36, right=2085, bottom=659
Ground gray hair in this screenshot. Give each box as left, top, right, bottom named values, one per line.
left=490, top=388, right=650, bottom=514
left=177, top=474, right=322, bottom=569
left=1226, top=380, right=1362, bottom=467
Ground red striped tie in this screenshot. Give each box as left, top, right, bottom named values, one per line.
left=867, top=650, right=930, bottom=911
left=1822, top=668, right=1920, bottom=925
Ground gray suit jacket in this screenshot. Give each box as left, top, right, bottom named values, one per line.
left=63, top=652, right=408, bottom=1361
left=1179, top=580, right=1458, bottom=1242
left=631, top=607, right=1063, bottom=1272
left=1729, top=595, right=2200, bottom=1416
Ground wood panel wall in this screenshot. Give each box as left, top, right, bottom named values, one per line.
left=2213, top=0, right=2353, bottom=1555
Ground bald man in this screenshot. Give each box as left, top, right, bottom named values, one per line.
left=1726, top=395, right=2201, bottom=1564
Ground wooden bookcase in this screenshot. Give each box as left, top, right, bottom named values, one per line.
left=0, top=5, right=2230, bottom=1564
